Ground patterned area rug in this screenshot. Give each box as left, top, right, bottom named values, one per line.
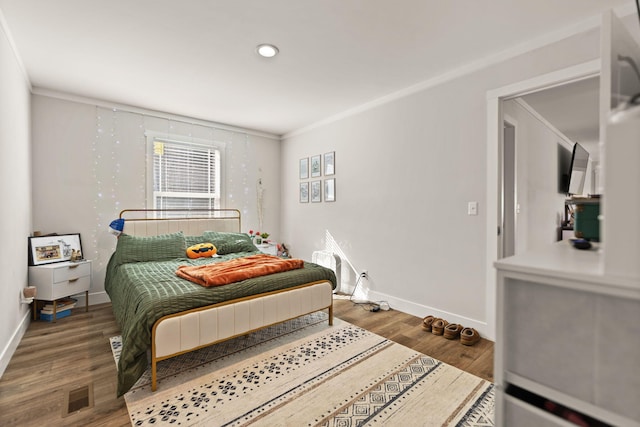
left=109, top=312, right=330, bottom=393
left=110, top=313, right=494, bottom=426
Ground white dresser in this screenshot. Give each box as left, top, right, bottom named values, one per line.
left=29, top=260, right=91, bottom=321
left=494, top=243, right=640, bottom=426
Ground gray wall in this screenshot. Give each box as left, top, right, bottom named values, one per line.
left=30, top=94, right=281, bottom=306
left=281, top=28, right=601, bottom=338
left=0, top=23, right=32, bottom=376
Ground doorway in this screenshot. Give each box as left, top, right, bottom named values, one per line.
left=484, top=59, right=601, bottom=340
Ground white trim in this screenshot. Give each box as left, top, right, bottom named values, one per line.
left=0, top=310, right=30, bottom=379
left=486, top=60, right=601, bottom=101
left=74, top=290, right=111, bottom=308
left=513, top=98, right=575, bottom=148
left=0, top=291, right=111, bottom=378
left=485, top=96, right=501, bottom=342
left=0, top=8, right=31, bottom=89
left=283, top=9, right=629, bottom=140
left=32, top=87, right=280, bottom=141
left=144, top=130, right=226, bottom=210
left=367, top=290, right=488, bottom=338
left=485, top=59, right=601, bottom=341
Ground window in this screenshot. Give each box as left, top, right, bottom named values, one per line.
left=150, top=136, right=222, bottom=211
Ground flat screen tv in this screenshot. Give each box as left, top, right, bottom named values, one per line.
left=559, top=142, right=589, bottom=195
left=558, top=144, right=572, bottom=193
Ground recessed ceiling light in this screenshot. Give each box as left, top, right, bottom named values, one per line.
left=256, top=44, right=279, bottom=58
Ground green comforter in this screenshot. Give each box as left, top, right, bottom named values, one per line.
left=105, top=251, right=336, bottom=396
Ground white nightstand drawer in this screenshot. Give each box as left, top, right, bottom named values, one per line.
left=52, top=262, right=91, bottom=283
left=30, top=260, right=92, bottom=302
left=48, top=276, right=90, bottom=300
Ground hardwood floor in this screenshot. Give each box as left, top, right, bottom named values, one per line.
left=332, top=299, right=494, bottom=383
left=0, top=299, right=493, bottom=426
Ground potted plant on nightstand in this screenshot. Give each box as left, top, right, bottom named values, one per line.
left=249, top=230, right=270, bottom=245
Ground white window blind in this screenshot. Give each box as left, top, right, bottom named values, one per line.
left=152, top=139, right=221, bottom=210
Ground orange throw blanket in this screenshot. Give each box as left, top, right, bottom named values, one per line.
left=176, top=254, right=305, bottom=287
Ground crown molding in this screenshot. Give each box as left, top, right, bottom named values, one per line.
left=284, top=6, right=636, bottom=140
left=32, top=87, right=281, bottom=141
left=0, top=8, right=31, bottom=90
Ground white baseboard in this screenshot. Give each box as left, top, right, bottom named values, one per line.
left=0, top=309, right=31, bottom=379
left=366, top=290, right=494, bottom=342
left=73, top=290, right=111, bottom=307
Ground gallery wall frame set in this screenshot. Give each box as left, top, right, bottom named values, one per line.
left=324, top=178, right=335, bottom=202
left=299, top=151, right=335, bottom=203
left=300, top=182, right=309, bottom=203
left=323, top=151, right=335, bottom=176
left=311, top=155, right=321, bottom=178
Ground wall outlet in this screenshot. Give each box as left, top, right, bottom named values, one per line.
left=361, top=270, right=368, bottom=278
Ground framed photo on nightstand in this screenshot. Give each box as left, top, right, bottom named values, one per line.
left=28, top=233, right=83, bottom=266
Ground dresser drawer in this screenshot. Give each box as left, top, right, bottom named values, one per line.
left=51, top=275, right=90, bottom=298
left=53, top=262, right=91, bottom=283
left=504, top=278, right=640, bottom=420
left=29, top=260, right=92, bottom=302
left=503, top=395, right=573, bottom=427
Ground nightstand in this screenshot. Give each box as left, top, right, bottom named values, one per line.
left=29, top=260, right=91, bottom=322
left=256, top=243, right=278, bottom=256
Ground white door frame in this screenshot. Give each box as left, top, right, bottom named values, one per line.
left=484, top=59, right=600, bottom=340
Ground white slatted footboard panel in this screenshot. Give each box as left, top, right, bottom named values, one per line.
left=153, top=281, right=333, bottom=359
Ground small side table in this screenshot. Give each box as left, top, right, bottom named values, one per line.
left=29, top=260, right=91, bottom=322
left=256, top=243, right=278, bottom=256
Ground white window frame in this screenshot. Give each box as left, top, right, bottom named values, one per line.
left=145, top=131, right=225, bottom=212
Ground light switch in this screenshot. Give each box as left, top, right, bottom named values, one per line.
left=468, top=201, right=478, bottom=216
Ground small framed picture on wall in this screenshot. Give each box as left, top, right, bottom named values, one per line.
left=325, top=178, right=335, bottom=202
left=299, top=158, right=309, bottom=179
left=311, top=180, right=322, bottom=202
left=324, top=151, right=335, bottom=175
left=300, top=182, right=309, bottom=203
left=310, top=155, right=321, bottom=178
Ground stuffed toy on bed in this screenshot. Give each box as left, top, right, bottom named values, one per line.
left=186, top=243, right=217, bottom=259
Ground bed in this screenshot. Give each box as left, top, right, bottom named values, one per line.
left=105, top=209, right=336, bottom=396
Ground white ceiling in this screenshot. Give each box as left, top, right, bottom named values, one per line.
left=0, top=0, right=634, bottom=135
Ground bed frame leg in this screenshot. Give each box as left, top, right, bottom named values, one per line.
left=152, top=358, right=157, bottom=391
left=328, top=304, right=334, bottom=326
